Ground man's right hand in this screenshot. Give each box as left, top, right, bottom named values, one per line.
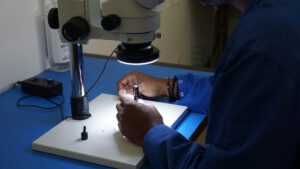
left=118, top=71, right=168, bottom=98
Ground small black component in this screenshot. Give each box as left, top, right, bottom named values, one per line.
left=18, top=77, right=62, bottom=98
left=81, top=126, right=88, bottom=140
left=101, top=14, right=121, bottom=31
left=48, top=8, right=59, bottom=29
left=133, top=85, right=139, bottom=101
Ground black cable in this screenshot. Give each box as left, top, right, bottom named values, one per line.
left=45, top=96, right=65, bottom=120
left=16, top=47, right=116, bottom=121
left=86, top=47, right=117, bottom=95
left=16, top=95, right=65, bottom=121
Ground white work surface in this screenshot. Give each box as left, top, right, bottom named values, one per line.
left=32, top=94, right=188, bottom=169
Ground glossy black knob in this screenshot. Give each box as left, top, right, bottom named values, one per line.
left=101, top=14, right=121, bottom=31
left=81, top=126, right=88, bottom=140
left=62, top=17, right=90, bottom=42
left=48, top=8, right=59, bottom=29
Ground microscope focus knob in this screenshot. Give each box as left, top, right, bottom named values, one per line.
left=62, top=17, right=90, bottom=42
left=48, top=8, right=59, bottom=29
left=101, top=14, right=121, bottom=31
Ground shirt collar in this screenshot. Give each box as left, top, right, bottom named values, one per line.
left=242, top=0, right=261, bottom=16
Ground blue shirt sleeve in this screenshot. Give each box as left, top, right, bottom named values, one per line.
left=173, top=74, right=213, bottom=113
left=143, top=124, right=206, bottom=169
left=143, top=50, right=299, bottom=169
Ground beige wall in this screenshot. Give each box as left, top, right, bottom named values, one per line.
left=0, top=0, right=47, bottom=93
left=84, top=0, right=215, bottom=66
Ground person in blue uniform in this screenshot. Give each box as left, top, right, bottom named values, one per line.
left=116, top=0, right=300, bottom=168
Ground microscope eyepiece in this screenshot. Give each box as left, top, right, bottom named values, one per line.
left=62, top=17, right=90, bottom=42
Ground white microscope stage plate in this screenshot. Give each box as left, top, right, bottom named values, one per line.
left=32, top=94, right=188, bottom=169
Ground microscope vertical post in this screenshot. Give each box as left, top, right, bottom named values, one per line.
left=70, top=43, right=91, bottom=120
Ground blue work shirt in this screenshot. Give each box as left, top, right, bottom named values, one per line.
left=143, top=0, right=300, bottom=168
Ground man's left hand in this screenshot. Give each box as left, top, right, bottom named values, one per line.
left=116, top=91, right=164, bottom=146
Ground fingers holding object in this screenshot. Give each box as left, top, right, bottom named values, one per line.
left=118, top=123, right=124, bottom=136
left=116, top=103, right=124, bottom=118
left=118, top=73, right=136, bottom=91
left=119, top=93, right=134, bottom=106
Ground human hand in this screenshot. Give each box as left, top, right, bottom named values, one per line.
left=118, top=71, right=168, bottom=98
left=116, top=91, right=164, bottom=146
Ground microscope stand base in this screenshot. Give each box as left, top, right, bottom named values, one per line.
left=32, top=94, right=188, bottom=169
